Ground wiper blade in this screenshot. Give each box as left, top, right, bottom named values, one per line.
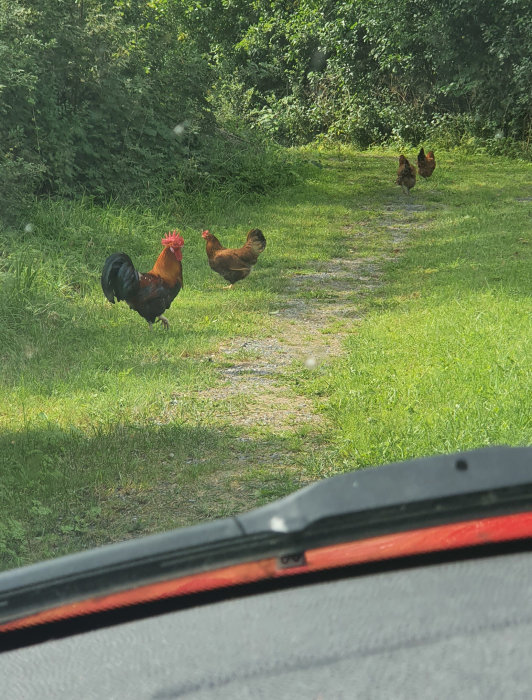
left=238, top=444, right=532, bottom=544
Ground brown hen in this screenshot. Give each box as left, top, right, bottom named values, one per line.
left=202, top=228, right=266, bottom=288
left=417, top=148, right=436, bottom=178
left=396, top=155, right=416, bottom=195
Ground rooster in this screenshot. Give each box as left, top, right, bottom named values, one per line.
left=417, top=147, right=436, bottom=178
left=101, top=230, right=184, bottom=329
left=202, top=228, right=266, bottom=288
left=396, top=155, right=416, bottom=195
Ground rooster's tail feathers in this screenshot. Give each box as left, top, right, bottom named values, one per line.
left=101, top=253, right=139, bottom=303
left=246, top=228, right=266, bottom=255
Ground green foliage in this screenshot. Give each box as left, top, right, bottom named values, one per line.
left=1, top=0, right=531, bottom=219
left=0, top=517, right=27, bottom=567
left=197, top=0, right=532, bottom=152
left=0, top=0, right=213, bottom=213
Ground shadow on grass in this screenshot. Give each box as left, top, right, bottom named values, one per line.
left=0, top=418, right=314, bottom=572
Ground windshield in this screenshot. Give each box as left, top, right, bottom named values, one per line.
left=1, top=0, right=531, bottom=575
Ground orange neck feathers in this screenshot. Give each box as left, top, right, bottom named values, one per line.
left=149, top=246, right=182, bottom=286
left=205, top=234, right=223, bottom=254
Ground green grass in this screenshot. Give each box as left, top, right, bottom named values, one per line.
left=1, top=147, right=531, bottom=569
left=310, top=150, right=532, bottom=468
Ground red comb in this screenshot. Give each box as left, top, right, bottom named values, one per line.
left=161, top=230, right=184, bottom=247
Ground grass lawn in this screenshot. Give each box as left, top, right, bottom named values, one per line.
left=314, top=152, right=532, bottom=467
left=1, top=147, right=531, bottom=569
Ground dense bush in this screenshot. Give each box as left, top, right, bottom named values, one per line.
left=201, top=0, right=531, bottom=152
left=0, top=1, right=215, bottom=202
left=1, top=0, right=530, bottom=220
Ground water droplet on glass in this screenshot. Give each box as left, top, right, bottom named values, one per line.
left=304, top=356, right=317, bottom=370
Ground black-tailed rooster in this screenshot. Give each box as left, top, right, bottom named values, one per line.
left=101, top=231, right=184, bottom=329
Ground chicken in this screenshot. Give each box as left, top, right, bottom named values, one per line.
left=396, top=155, right=416, bottom=195
left=202, top=228, right=266, bottom=288
left=417, top=147, right=436, bottom=178
left=101, top=230, right=184, bottom=330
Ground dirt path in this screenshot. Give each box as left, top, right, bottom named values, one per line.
left=204, top=253, right=375, bottom=429
left=196, top=204, right=425, bottom=469
left=131, top=197, right=431, bottom=529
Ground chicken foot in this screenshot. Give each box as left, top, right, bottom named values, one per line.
left=147, top=315, right=170, bottom=331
